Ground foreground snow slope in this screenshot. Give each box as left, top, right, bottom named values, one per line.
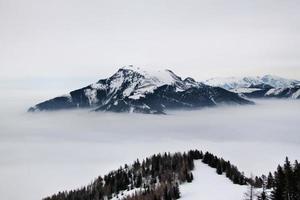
left=180, top=161, right=247, bottom=200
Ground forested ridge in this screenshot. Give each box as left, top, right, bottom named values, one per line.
left=43, top=150, right=300, bottom=200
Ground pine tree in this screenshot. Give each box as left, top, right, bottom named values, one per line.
left=163, top=186, right=171, bottom=200
left=186, top=171, right=193, bottom=183
left=173, top=183, right=180, bottom=199
left=258, top=191, right=268, bottom=200
left=271, top=165, right=285, bottom=200
left=216, top=161, right=223, bottom=175
left=135, top=174, right=142, bottom=188
left=267, top=172, right=274, bottom=189
left=283, top=157, right=297, bottom=200
left=294, top=160, right=300, bottom=200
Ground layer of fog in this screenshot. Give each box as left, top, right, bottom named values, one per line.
left=0, top=89, right=300, bottom=200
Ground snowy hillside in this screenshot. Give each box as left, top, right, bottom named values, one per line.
left=42, top=149, right=287, bottom=200
left=110, top=161, right=248, bottom=200
left=180, top=161, right=247, bottom=200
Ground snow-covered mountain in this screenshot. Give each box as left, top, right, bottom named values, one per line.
left=28, top=66, right=252, bottom=114
left=204, top=75, right=299, bottom=90
left=204, top=75, right=300, bottom=99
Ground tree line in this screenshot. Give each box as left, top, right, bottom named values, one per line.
left=244, top=157, right=300, bottom=200
left=122, top=150, right=248, bottom=200
left=43, top=149, right=300, bottom=200
left=43, top=151, right=196, bottom=200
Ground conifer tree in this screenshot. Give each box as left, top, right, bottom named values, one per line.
left=271, top=165, right=285, bottom=200
left=267, top=172, right=274, bottom=189
left=283, top=157, right=296, bottom=200
left=173, top=183, right=180, bottom=199
left=216, top=161, right=223, bottom=175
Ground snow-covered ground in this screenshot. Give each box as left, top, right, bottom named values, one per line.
left=0, top=87, right=300, bottom=200
left=180, top=161, right=247, bottom=200
left=108, top=161, right=248, bottom=200
left=110, top=188, right=144, bottom=200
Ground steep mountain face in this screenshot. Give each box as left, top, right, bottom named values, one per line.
left=204, top=75, right=300, bottom=99
left=28, top=66, right=252, bottom=114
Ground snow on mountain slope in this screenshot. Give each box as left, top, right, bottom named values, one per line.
left=291, top=88, right=300, bottom=99
left=205, top=75, right=299, bottom=90
left=121, top=66, right=179, bottom=85
left=230, top=88, right=262, bottom=94
left=110, top=188, right=145, bottom=200
left=204, top=76, right=262, bottom=90
left=117, top=66, right=186, bottom=100
left=261, top=75, right=299, bottom=88
left=265, top=87, right=300, bottom=99
left=265, top=88, right=286, bottom=96
left=205, top=75, right=300, bottom=99
left=91, top=65, right=188, bottom=102
left=180, top=161, right=247, bottom=200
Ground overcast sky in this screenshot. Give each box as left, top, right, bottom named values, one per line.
left=1, top=0, right=300, bottom=85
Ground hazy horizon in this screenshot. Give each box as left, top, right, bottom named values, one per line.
left=0, top=66, right=299, bottom=99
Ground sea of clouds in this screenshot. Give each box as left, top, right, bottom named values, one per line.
left=0, top=87, right=299, bottom=200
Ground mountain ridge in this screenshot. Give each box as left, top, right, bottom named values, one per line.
left=204, top=74, right=300, bottom=89
left=29, top=66, right=253, bottom=114
left=204, top=75, right=300, bottom=99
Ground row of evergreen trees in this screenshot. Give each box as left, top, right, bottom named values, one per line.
left=124, top=150, right=249, bottom=200
left=247, top=157, right=300, bottom=200
left=43, top=151, right=196, bottom=200
left=124, top=182, right=181, bottom=200
left=200, top=151, right=247, bottom=185
left=271, top=157, right=300, bottom=200
left=43, top=149, right=299, bottom=200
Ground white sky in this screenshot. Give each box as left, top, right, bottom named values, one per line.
left=1, top=0, right=300, bottom=84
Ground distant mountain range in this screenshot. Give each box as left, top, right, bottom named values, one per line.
left=29, top=67, right=300, bottom=114
left=204, top=75, right=300, bottom=99
left=28, top=66, right=252, bottom=114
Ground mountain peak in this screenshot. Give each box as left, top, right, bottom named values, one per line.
left=116, top=65, right=181, bottom=86
left=119, top=65, right=143, bottom=73
left=29, top=67, right=253, bottom=113
left=120, top=65, right=172, bottom=74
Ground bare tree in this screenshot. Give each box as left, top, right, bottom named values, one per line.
left=243, top=174, right=258, bottom=200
